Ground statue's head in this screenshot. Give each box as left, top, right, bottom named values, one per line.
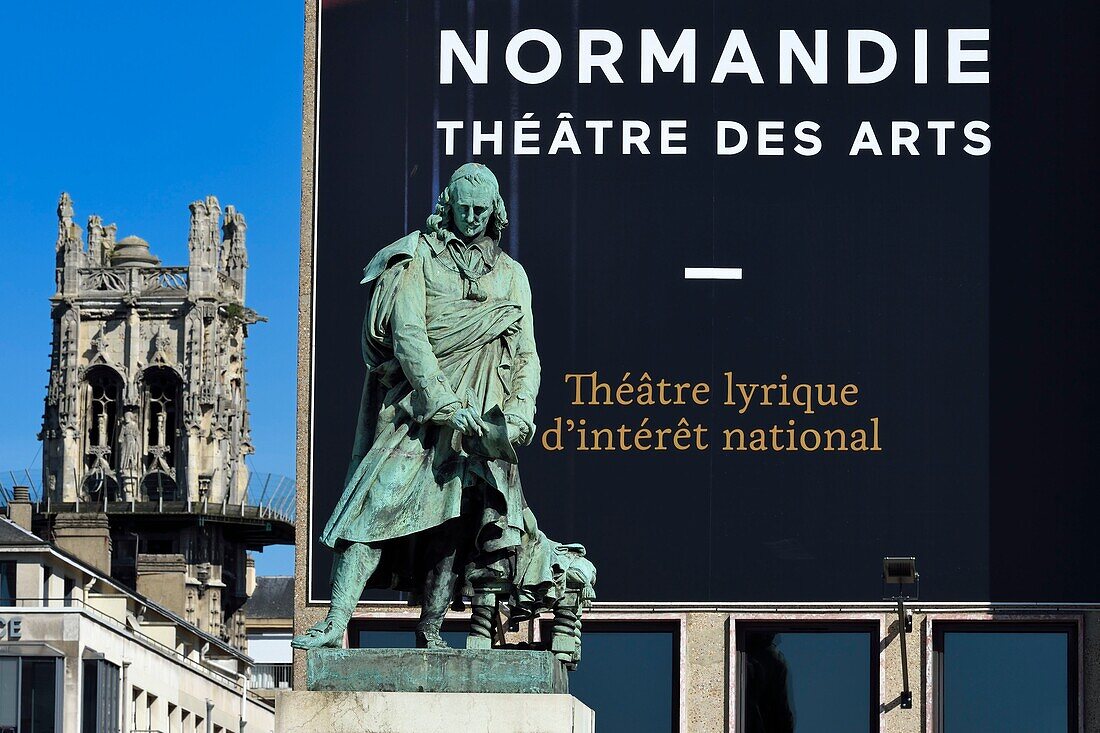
left=426, top=163, right=508, bottom=241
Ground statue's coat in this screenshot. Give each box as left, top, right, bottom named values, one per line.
left=320, top=230, right=540, bottom=592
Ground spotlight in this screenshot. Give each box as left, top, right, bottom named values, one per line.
left=883, top=557, right=918, bottom=589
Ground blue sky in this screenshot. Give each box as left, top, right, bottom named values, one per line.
left=1, top=2, right=304, bottom=574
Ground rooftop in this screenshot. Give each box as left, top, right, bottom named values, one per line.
left=0, top=516, right=45, bottom=545
left=243, top=575, right=294, bottom=620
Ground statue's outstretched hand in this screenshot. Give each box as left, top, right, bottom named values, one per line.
left=447, top=406, right=487, bottom=436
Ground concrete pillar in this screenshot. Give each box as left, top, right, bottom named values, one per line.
left=684, top=612, right=727, bottom=733
left=136, top=553, right=189, bottom=617
left=1085, top=612, right=1100, bottom=732
left=52, top=512, right=111, bottom=574
left=7, top=485, right=34, bottom=531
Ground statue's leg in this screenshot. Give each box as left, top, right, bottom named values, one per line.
left=466, top=593, right=495, bottom=650
left=291, top=541, right=380, bottom=649
left=550, top=593, right=582, bottom=669
left=416, top=523, right=462, bottom=649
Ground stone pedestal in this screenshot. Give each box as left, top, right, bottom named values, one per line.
left=275, top=691, right=594, bottom=733
left=282, top=649, right=592, bottom=731
left=307, top=647, right=569, bottom=694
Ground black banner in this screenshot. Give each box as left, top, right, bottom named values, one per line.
left=305, top=0, right=1096, bottom=602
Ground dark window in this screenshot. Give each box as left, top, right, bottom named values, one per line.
left=934, top=622, right=1077, bottom=733
left=63, top=578, right=75, bottom=608
left=81, top=366, right=124, bottom=502
left=0, top=658, right=17, bottom=731
left=20, top=658, right=59, bottom=733
left=347, top=619, right=469, bottom=649
left=41, top=566, right=51, bottom=606
left=0, top=562, right=15, bottom=606
left=737, top=622, right=878, bottom=733
left=0, top=658, right=64, bottom=732
left=143, top=367, right=181, bottom=469
left=563, top=623, right=678, bottom=733
left=144, top=538, right=176, bottom=555
left=81, top=659, right=120, bottom=733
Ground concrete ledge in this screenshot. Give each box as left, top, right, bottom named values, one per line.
left=307, top=647, right=569, bottom=693
left=275, top=690, right=594, bottom=733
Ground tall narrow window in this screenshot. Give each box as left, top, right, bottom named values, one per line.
left=82, top=366, right=124, bottom=500
left=935, top=622, right=1076, bottom=732
left=737, top=622, right=878, bottom=733
left=41, top=566, right=52, bottom=606
left=0, top=658, right=18, bottom=731
left=20, top=657, right=59, bottom=733
left=146, top=693, right=158, bottom=733
left=82, top=658, right=120, bottom=733
left=142, top=367, right=182, bottom=501
left=0, top=561, right=15, bottom=606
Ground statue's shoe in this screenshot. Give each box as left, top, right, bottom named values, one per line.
left=416, top=630, right=450, bottom=649
left=291, top=619, right=345, bottom=649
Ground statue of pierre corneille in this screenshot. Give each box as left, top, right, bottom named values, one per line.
left=294, top=163, right=594, bottom=666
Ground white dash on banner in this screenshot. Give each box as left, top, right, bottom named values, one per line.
left=684, top=267, right=743, bottom=280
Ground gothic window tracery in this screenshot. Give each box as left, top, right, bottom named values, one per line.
left=142, top=366, right=182, bottom=500
left=81, top=365, right=124, bottom=500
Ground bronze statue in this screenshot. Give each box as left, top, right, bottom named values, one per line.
left=294, top=164, right=594, bottom=664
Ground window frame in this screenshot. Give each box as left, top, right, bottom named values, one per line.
left=729, top=615, right=885, bottom=733
left=0, top=561, right=15, bottom=606
left=0, top=655, right=64, bottom=733
left=538, top=618, right=683, bottom=733
left=930, top=618, right=1082, bottom=733
left=81, top=656, right=121, bottom=733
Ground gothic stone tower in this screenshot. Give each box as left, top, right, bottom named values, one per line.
left=38, top=193, right=292, bottom=649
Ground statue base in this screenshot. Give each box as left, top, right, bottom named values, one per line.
left=306, top=647, right=569, bottom=694
left=275, top=691, right=594, bottom=733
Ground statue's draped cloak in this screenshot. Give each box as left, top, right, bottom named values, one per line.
left=320, top=231, right=541, bottom=593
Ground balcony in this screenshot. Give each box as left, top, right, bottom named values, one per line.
left=0, top=471, right=296, bottom=546
left=251, top=663, right=292, bottom=690
left=77, top=266, right=190, bottom=295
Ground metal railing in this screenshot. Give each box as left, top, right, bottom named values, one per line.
left=0, top=470, right=295, bottom=524
left=250, top=663, right=292, bottom=690
left=240, top=472, right=297, bottom=523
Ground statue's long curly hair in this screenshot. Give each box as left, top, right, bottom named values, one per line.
left=425, top=163, right=509, bottom=239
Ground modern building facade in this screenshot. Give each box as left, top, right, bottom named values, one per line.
left=0, top=506, right=275, bottom=733
left=291, top=11, right=1100, bottom=721
left=291, top=598, right=1099, bottom=732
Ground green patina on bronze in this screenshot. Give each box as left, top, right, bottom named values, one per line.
left=307, top=648, right=569, bottom=694
left=295, top=164, right=595, bottom=675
